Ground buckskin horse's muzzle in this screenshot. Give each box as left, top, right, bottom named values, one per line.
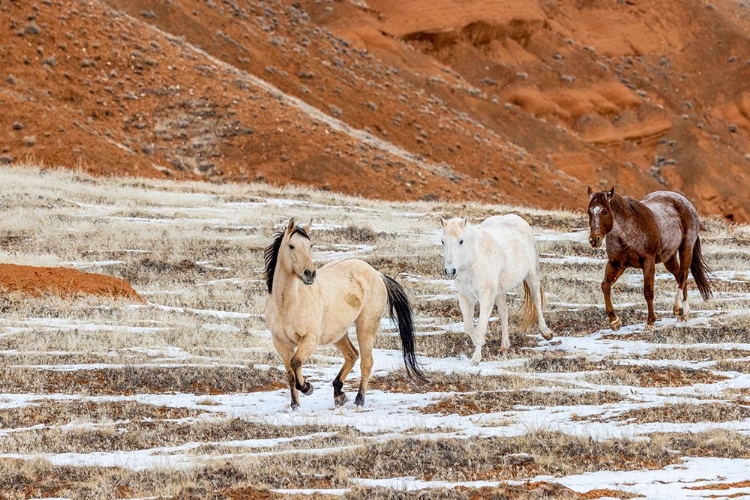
left=302, top=268, right=316, bottom=285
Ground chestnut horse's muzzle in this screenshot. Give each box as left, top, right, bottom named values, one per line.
left=589, top=235, right=603, bottom=248
left=302, top=269, right=316, bottom=285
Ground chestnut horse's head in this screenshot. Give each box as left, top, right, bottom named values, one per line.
left=587, top=187, right=615, bottom=248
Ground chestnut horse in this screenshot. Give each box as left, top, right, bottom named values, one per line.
left=264, top=219, right=425, bottom=410
left=587, top=187, right=712, bottom=332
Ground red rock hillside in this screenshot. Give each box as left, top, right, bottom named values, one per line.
left=1, top=0, right=749, bottom=221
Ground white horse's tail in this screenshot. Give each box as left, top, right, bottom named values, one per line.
left=520, top=281, right=545, bottom=331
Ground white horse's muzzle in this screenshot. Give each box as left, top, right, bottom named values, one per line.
left=443, top=267, right=457, bottom=280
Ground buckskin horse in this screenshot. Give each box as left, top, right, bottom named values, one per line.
left=587, top=187, right=712, bottom=332
left=264, top=219, right=425, bottom=410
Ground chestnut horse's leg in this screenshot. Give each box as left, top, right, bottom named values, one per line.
left=663, top=254, right=683, bottom=318
left=332, top=336, right=359, bottom=407
left=602, top=261, right=625, bottom=330
left=676, top=244, right=694, bottom=320
left=642, top=256, right=657, bottom=331
left=272, top=336, right=301, bottom=410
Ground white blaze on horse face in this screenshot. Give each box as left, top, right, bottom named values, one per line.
left=441, top=220, right=467, bottom=279
left=284, top=230, right=316, bottom=285
left=588, top=204, right=607, bottom=248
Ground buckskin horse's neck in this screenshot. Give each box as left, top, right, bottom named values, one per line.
left=272, top=258, right=302, bottom=305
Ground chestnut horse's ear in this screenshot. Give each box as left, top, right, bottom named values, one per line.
left=302, top=219, right=313, bottom=233
left=440, top=216, right=448, bottom=228
left=286, top=218, right=297, bottom=233
left=606, top=187, right=615, bottom=200
left=587, top=186, right=593, bottom=196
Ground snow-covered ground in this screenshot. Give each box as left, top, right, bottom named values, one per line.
left=0, top=167, right=749, bottom=498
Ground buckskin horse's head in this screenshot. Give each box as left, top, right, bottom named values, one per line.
left=587, top=187, right=615, bottom=248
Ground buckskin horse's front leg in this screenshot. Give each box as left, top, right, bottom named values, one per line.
left=289, top=334, right=317, bottom=402
left=272, top=336, right=301, bottom=409
left=602, top=261, right=625, bottom=331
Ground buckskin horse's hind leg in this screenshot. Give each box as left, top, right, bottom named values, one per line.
left=332, top=336, right=359, bottom=407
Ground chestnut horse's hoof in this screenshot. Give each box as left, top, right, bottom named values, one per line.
left=643, top=323, right=656, bottom=333
left=609, top=316, right=622, bottom=331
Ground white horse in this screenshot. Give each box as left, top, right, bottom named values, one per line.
left=440, top=215, right=552, bottom=363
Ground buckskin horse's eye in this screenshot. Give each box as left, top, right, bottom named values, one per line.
left=289, top=244, right=295, bottom=250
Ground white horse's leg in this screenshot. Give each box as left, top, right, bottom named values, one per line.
left=495, top=292, right=509, bottom=351
left=528, top=276, right=552, bottom=340
left=471, top=290, right=495, bottom=364
left=458, top=293, right=477, bottom=345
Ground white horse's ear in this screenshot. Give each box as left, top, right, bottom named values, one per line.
left=587, top=186, right=593, bottom=197
left=606, top=187, right=615, bottom=200
left=440, top=216, right=448, bottom=228
left=302, top=219, right=313, bottom=233
left=459, top=217, right=468, bottom=228
left=286, top=218, right=297, bottom=233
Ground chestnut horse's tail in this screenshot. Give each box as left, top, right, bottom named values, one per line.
left=382, top=275, right=427, bottom=382
left=520, top=281, right=545, bottom=331
left=690, top=235, right=713, bottom=301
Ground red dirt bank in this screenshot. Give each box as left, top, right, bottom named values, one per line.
left=0, top=264, right=145, bottom=303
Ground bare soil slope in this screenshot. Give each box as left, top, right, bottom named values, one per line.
left=0, top=264, right=144, bottom=303
left=2, top=0, right=750, bottom=221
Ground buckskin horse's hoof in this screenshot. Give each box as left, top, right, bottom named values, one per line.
left=610, top=316, right=622, bottom=331
left=301, top=381, right=314, bottom=396
left=334, top=394, right=348, bottom=407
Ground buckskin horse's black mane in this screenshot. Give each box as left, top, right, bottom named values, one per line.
left=264, top=226, right=309, bottom=293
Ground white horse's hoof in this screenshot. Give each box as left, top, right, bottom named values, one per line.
left=610, top=316, right=622, bottom=331
left=678, top=314, right=688, bottom=322
left=541, top=329, right=553, bottom=341
left=471, top=352, right=482, bottom=365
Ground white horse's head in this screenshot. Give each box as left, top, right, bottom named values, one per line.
left=281, top=218, right=316, bottom=285
left=440, top=217, right=470, bottom=280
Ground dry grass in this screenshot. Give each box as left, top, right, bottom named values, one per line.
left=0, top=164, right=747, bottom=496
left=422, top=390, right=623, bottom=416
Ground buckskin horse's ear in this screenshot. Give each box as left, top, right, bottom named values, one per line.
left=606, top=187, right=615, bottom=200
left=286, top=218, right=296, bottom=233
left=302, top=219, right=312, bottom=233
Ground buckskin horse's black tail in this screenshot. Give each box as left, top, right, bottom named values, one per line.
left=691, top=235, right=713, bottom=301
left=382, top=274, right=427, bottom=382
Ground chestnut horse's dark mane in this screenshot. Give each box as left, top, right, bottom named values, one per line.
left=607, top=191, right=652, bottom=221
left=264, top=226, right=310, bottom=293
